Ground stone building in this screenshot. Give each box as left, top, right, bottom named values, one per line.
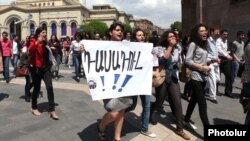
left=134, top=19, right=164, bottom=36
left=87, top=4, right=135, bottom=28
left=182, top=0, right=250, bottom=40
left=0, top=0, right=135, bottom=39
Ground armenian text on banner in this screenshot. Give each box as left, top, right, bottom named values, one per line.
left=81, top=40, right=153, bottom=100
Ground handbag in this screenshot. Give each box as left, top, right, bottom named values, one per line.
left=16, top=66, right=30, bottom=77
left=179, top=64, right=192, bottom=83
left=152, top=65, right=166, bottom=87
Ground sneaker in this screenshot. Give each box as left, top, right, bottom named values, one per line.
left=140, top=131, right=156, bottom=138
left=175, top=130, right=190, bottom=140
left=76, top=77, right=80, bottom=82
left=205, top=97, right=218, bottom=104
left=183, top=121, right=197, bottom=130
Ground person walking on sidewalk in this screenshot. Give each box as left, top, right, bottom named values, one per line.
left=184, top=24, right=211, bottom=128
left=29, top=27, right=59, bottom=120
left=150, top=30, right=190, bottom=140
left=0, top=31, right=12, bottom=83
left=205, top=27, right=221, bottom=104
left=127, top=28, right=156, bottom=138
left=241, top=30, right=250, bottom=125
left=81, top=21, right=132, bottom=141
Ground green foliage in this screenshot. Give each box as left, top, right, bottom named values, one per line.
left=123, top=23, right=132, bottom=34
left=170, top=21, right=182, bottom=31
left=80, top=20, right=108, bottom=38
left=80, top=24, right=92, bottom=34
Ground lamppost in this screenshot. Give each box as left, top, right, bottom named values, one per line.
left=15, top=14, right=33, bottom=38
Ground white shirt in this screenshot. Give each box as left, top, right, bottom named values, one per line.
left=71, top=40, right=80, bottom=51
left=216, top=38, right=229, bottom=57
left=12, top=41, right=19, bottom=55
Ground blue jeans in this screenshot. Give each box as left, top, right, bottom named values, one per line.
left=140, top=95, right=151, bottom=132
left=73, top=53, right=82, bottom=77
left=128, top=95, right=151, bottom=132
left=12, top=54, right=19, bottom=74
left=231, top=60, right=239, bottom=84
left=2, top=56, right=10, bottom=79
left=53, top=54, right=61, bottom=77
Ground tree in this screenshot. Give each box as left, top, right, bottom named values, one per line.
left=80, top=20, right=108, bottom=38
left=123, top=23, right=132, bottom=35
left=170, top=21, right=182, bottom=31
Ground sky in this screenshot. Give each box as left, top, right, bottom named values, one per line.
left=0, top=0, right=181, bottom=29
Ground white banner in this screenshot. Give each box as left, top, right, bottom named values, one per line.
left=81, top=40, right=153, bottom=100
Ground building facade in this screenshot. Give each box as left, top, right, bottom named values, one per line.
left=87, top=4, right=135, bottom=28
left=0, top=0, right=135, bottom=39
left=182, top=0, right=250, bottom=40
left=0, top=0, right=90, bottom=39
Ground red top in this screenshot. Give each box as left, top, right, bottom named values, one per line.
left=0, top=38, right=12, bottom=57
left=29, top=38, right=44, bottom=68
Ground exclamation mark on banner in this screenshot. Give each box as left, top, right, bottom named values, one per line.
left=100, top=76, right=105, bottom=91
left=112, top=74, right=120, bottom=90
left=118, top=75, right=133, bottom=92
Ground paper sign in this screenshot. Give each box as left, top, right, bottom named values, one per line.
left=81, top=40, right=153, bottom=100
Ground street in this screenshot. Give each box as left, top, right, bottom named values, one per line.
left=0, top=65, right=246, bottom=141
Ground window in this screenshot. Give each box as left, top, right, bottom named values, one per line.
left=61, top=23, right=67, bottom=36
left=42, top=23, right=47, bottom=31
left=71, top=22, right=76, bottom=36
left=30, top=23, right=35, bottom=35
left=51, top=23, right=57, bottom=35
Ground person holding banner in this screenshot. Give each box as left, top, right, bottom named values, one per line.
left=81, top=21, right=132, bottom=141
left=127, top=28, right=156, bottom=138
left=150, top=30, right=190, bottom=140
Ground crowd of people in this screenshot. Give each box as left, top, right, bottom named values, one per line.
left=0, top=21, right=250, bottom=141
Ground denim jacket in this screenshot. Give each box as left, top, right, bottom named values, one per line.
left=160, top=46, right=180, bottom=84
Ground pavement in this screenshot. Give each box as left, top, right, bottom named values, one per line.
left=0, top=65, right=246, bottom=141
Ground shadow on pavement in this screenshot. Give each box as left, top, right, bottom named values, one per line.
left=37, top=102, right=59, bottom=113
left=77, top=121, right=100, bottom=141
left=213, top=118, right=242, bottom=125
left=155, top=111, right=204, bottom=140
left=0, top=93, right=9, bottom=101
left=78, top=112, right=140, bottom=141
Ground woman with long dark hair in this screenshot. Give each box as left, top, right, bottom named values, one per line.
left=29, top=27, right=59, bottom=120
left=184, top=24, right=211, bottom=128
left=127, top=28, right=156, bottom=138
left=150, top=30, right=190, bottom=140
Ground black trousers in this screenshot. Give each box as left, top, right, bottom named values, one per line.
left=220, top=58, right=233, bottom=94
left=30, top=66, right=55, bottom=111
left=184, top=79, right=210, bottom=126
left=151, top=81, right=184, bottom=131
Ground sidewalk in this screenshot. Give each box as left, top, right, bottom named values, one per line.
left=0, top=66, right=245, bottom=141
